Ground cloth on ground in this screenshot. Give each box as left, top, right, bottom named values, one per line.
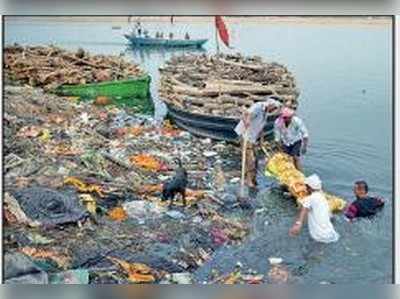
left=4, top=252, right=48, bottom=284
left=12, top=187, right=88, bottom=226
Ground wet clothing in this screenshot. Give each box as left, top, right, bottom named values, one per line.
left=274, top=116, right=308, bottom=147
left=301, top=191, right=340, bottom=243
left=282, top=139, right=302, bottom=157
left=235, top=99, right=282, bottom=144
left=345, top=196, right=384, bottom=220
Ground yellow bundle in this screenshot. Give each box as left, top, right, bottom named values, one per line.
left=266, top=152, right=346, bottom=213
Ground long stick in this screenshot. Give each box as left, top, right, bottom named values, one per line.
left=215, top=17, right=220, bottom=55
left=240, top=132, right=248, bottom=197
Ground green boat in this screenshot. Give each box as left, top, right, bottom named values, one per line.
left=55, top=75, right=151, bottom=100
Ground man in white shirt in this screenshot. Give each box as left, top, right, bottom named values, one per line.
left=274, top=107, right=309, bottom=171
left=235, top=96, right=282, bottom=187
left=289, top=174, right=340, bottom=243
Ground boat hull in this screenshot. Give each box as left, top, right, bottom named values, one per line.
left=165, top=103, right=277, bottom=143
left=124, top=35, right=208, bottom=48
left=55, top=75, right=151, bottom=100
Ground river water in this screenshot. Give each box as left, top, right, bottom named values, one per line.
left=4, top=17, right=393, bottom=283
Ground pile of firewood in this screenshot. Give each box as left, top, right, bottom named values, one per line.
left=159, top=53, right=300, bottom=118
left=4, top=45, right=145, bottom=90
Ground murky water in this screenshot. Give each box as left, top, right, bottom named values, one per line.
left=4, top=17, right=393, bottom=283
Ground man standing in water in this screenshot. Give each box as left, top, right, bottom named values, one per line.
left=274, top=107, right=309, bottom=171
left=289, top=174, right=340, bottom=243
left=345, top=180, right=385, bottom=220
left=235, top=96, right=282, bottom=187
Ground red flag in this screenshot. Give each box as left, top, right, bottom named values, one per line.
left=215, top=16, right=230, bottom=48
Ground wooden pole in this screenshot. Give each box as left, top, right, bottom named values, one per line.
left=240, top=131, right=248, bottom=198
left=215, top=17, right=220, bottom=55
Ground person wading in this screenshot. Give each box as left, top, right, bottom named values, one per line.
left=289, top=174, right=340, bottom=243
left=274, top=107, right=309, bottom=171
left=345, top=180, right=385, bottom=221
left=235, top=97, right=282, bottom=187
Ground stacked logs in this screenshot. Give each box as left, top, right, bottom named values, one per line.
left=159, top=53, right=300, bottom=118
left=4, top=45, right=145, bottom=91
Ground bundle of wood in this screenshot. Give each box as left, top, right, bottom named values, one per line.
left=4, top=45, right=145, bottom=90
left=159, top=53, right=300, bottom=118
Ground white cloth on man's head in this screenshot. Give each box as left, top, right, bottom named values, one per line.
left=305, top=174, right=322, bottom=190
left=234, top=98, right=282, bottom=144
left=301, top=191, right=340, bottom=243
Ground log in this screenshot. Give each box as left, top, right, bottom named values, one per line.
left=218, top=58, right=265, bottom=71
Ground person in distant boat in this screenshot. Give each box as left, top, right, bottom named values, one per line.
left=235, top=96, right=282, bottom=187
left=135, top=21, right=142, bottom=36
left=274, top=107, right=309, bottom=171
left=160, top=32, right=164, bottom=39
left=185, top=32, right=190, bottom=40
left=169, top=32, right=174, bottom=39
left=344, top=180, right=385, bottom=221
left=155, top=32, right=160, bottom=38
left=289, top=174, right=340, bottom=243
left=144, top=30, right=149, bottom=38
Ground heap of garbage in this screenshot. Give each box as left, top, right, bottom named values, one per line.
left=4, top=45, right=145, bottom=90
left=266, top=152, right=346, bottom=212
left=159, top=53, right=299, bottom=118
left=4, top=84, right=254, bottom=284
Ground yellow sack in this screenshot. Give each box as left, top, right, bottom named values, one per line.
left=266, top=152, right=346, bottom=213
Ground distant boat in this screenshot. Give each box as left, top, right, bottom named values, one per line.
left=124, top=34, right=208, bottom=48
left=112, top=26, right=122, bottom=30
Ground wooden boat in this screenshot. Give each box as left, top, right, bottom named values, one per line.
left=55, top=75, right=151, bottom=100
left=124, top=35, right=208, bottom=48
left=165, top=103, right=277, bottom=143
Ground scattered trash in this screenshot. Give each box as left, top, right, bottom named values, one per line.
left=3, top=81, right=265, bottom=284
left=122, top=201, right=166, bottom=220
left=12, top=187, right=88, bottom=226
left=166, top=210, right=186, bottom=220
left=4, top=252, right=49, bottom=284
left=49, top=269, right=89, bottom=284
left=79, top=194, right=97, bottom=215
left=4, top=192, right=40, bottom=227
left=170, top=272, right=192, bottom=284
left=107, top=206, right=128, bottom=221
left=64, top=177, right=105, bottom=197
left=108, top=257, right=160, bottom=283
left=20, top=247, right=71, bottom=269
left=26, top=233, right=54, bottom=245
left=230, top=177, right=240, bottom=184
left=129, top=154, right=168, bottom=172
left=203, top=151, right=218, bottom=158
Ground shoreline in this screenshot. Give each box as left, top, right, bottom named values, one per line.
left=5, top=16, right=391, bottom=27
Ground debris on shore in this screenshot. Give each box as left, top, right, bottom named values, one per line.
left=4, top=84, right=256, bottom=284
left=4, top=45, right=145, bottom=90
left=159, top=53, right=299, bottom=117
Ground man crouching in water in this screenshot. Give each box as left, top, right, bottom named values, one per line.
left=289, top=174, right=340, bottom=243
left=235, top=97, right=282, bottom=187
